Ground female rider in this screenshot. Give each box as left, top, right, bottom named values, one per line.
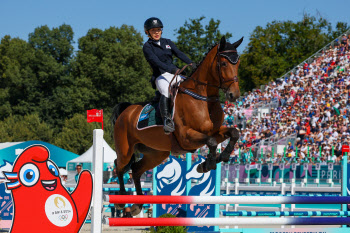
left=143, top=17, right=196, bottom=134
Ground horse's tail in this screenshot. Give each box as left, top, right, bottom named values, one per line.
left=110, top=102, right=132, bottom=137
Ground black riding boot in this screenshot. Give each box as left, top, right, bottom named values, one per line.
left=159, top=95, right=175, bottom=134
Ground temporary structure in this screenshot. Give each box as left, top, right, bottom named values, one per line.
left=66, top=139, right=117, bottom=184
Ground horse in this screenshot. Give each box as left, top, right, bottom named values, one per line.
left=111, top=36, right=243, bottom=216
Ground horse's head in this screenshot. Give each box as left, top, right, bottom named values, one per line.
left=214, top=36, right=243, bottom=102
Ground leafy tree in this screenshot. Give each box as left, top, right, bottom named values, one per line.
left=54, top=114, right=101, bottom=154
left=28, top=24, right=74, bottom=65
left=174, top=17, right=232, bottom=66
left=239, top=14, right=349, bottom=91
left=73, top=25, right=154, bottom=109
left=0, top=114, right=53, bottom=143
left=0, top=35, right=71, bottom=126
left=174, top=17, right=233, bottom=102
left=330, top=22, right=349, bottom=39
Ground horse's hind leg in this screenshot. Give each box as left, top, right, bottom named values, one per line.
left=130, top=150, right=170, bottom=216
left=114, top=132, right=135, bottom=210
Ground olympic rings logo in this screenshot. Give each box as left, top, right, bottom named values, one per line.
left=59, top=214, right=69, bottom=221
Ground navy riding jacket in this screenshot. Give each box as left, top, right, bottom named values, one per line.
left=143, top=38, right=192, bottom=78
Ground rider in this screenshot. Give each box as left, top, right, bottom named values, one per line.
left=143, top=17, right=196, bottom=134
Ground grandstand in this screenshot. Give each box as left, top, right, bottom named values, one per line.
left=223, top=30, right=350, bottom=165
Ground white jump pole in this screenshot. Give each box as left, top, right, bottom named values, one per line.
left=91, top=129, right=104, bottom=233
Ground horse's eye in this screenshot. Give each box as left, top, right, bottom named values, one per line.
left=221, top=61, right=227, bottom=67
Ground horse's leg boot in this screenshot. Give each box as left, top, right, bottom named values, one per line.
left=160, top=95, right=175, bottom=134
left=207, top=155, right=217, bottom=171
left=197, top=161, right=209, bottom=173
left=197, top=155, right=217, bottom=173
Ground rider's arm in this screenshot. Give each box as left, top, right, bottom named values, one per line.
left=167, top=39, right=193, bottom=64
left=143, top=43, right=178, bottom=73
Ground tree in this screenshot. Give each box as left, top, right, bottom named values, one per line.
left=73, top=25, right=154, bottom=109
left=330, top=22, right=350, bottom=39
left=174, top=17, right=232, bottom=66
left=174, top=17, right=233, bottom=101
left=54, top=114, right=101, bottom=154
left=28, top=24, right=74, bottom=65
left=239, top=14, right=349, bottom=91
left=0, top=35, right=71, bottom=126
left=0, top=114, right=53, bottom=143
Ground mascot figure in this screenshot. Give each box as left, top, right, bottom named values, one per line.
left=2, top=145, right=93, bottom=233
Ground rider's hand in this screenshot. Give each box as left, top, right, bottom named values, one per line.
left=190, top=63, right=197, bottom=70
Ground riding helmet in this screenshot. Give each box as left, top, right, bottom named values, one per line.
left=144, top=17, right=163, bottom=32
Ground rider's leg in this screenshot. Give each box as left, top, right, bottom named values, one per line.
left=156, top=73, right=175, bottom=134
left=159, top=95, right=175, bottom=134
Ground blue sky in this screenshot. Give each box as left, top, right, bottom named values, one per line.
left=0, top=0, right=349, bottom=53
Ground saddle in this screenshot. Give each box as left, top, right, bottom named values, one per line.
left=136, top=91, right=173, bottom=130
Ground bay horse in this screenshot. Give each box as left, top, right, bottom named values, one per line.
left=111, top=36, right=243, bottom=215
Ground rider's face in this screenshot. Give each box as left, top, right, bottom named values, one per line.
left=148, top=27, right=162, bottom=40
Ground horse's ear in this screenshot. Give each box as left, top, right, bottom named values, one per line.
left=232, top=37, right=244, bottom=49
left=219, top=36, right=226, bottom=51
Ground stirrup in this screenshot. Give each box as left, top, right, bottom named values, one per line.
left=163, top=117, right=175, bottom=134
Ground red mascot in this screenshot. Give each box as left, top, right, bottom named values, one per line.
left=3, top=145, right=93, bottom=233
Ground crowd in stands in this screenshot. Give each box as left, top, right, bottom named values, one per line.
left=221, top=33, right=350, bottom=165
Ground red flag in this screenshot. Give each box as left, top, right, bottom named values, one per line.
left=342, top=145, right=350, bottom=156
left=87, top=109, right=103, bottom=130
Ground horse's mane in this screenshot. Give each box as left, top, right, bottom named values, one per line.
left=188, top=43, right=218, bottom=76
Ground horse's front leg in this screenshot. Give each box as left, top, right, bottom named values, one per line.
left=183, top=128, right=218, bottom=173
left=212, top=126, right=240, bottom=163
left=196, top=139, right=218, bottom=173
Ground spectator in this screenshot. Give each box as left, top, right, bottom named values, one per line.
left=225, top=111, right=234, bottom=127
left=107, top=168, right=119, bottom=218
left=219, top=36, right=350, bottom=163
left=75, top=164, right=82, bottom=183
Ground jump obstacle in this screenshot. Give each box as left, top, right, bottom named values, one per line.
left=90, top=129, right=350, bottom=233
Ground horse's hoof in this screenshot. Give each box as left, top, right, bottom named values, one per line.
left=131, top=204, right=142, bottom=216
left=114, top=204, right=125, bottom=210
left=196, top=163, right=209, bottom=173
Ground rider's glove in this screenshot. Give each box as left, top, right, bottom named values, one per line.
left=190, top=63, right=197, bottom=70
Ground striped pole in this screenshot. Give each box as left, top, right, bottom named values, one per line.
left=222, top=211, right=350, bottom=217
left=104, top=217, right=350, bottom=227
left=104, top=195, right=350, bottom=204
left=342, top=154, right=348, bottom=228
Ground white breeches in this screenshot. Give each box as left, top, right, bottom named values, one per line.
left=156, top=72, right=184, bottom=98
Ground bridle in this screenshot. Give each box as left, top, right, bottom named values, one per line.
left=175, top=45, right=240, bottom=92
left=170, top=44, right=240, bottom=102
left=215, top=45, right=240, bottom=91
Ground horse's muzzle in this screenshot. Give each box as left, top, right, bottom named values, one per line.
left=226, top=91, right=240, bottom=102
